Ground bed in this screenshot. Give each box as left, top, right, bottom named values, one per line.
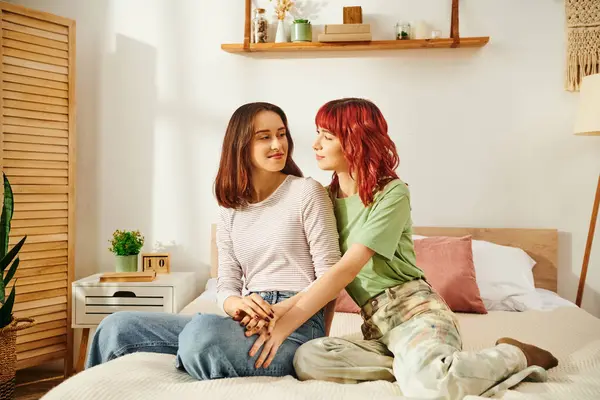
left=42, top=227, right=600, bottom=400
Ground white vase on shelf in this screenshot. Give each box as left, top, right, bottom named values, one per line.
left=275, top=19, right=286, bottom=43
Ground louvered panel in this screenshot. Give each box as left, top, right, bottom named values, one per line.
left=1, top=2, right=75, bottom=374
left=4, top=158, right=68, bottom=169
left=4, top=151, right=68, bottom=161
left=17, top=310, right=67, bottom=326
left=18, top=255, right=68, bottom=268
left=14, top=211, right=69, bottom=222
left=3, top=64, right=68, bottom=85
left=9, top=274, right=67, bottom=288
left=11, top=185, right=69, bottom=194
left=7, top=167, right=68, bottom=176
left=13, top=194, right=67, bottom=204
left=11, top=225, right=68, bottom=236
left=2, top=116, right=67, bottom=129
left=3, top=55, right=66, bottom=74
left=3, top=12, right=68, bottom=34
left=16, top=335, right=66, bottom=353
left=11, top=280, right=66, bottom=295
left=15, top=288, right=67, bottom=303
left=3, top=30, right=68, bottom=51
left=5, top=133, right=68, bottom=145
left=8, top=281, right=66, bottom=294
left=12, top=295, right=66, bottom=313
left=3, top=20, right=67, bottom=42
left=4, top=124, right=68, bottom=138
left=4, top=107, right=68, bottom=122
left=8, top=176, right=67, bottom=185
left=9, top=233, right=68, bottom=245
left=14, top=202, right=68, bottom=211
left=12, top=218, right=68, bottom=228
left=3, top=47, right=67, bottom=67
left=4, top=99, right=68, bottom=113
left=17, top=328, right=67, bottom=344
left=11, top=217, right=68, bottom=228
left=4, top=142, right=68, bottom=153
left=13, top=264, right=67, bottom=277
left=15, top=248, right=67, bottom=259
left=13, top=302, right=67, bottom=318
left=20, top=311, right=66, bottom=325
left=20, top=319, right=66, bottom=336
left=3, top=81, right=67, bottom=98
left=3, top=38, right=68, bottom=59
left=17, top=344, right=67, bottom=361
left=16, top=351, right=66, bottom=370
left=3, top=89, right=68, bottom=104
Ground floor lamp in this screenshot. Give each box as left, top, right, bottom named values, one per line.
left=574, top=73, right=600, bottom=308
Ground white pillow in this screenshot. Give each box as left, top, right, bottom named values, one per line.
left=471, top=239, right=536, bottom=302
left=412, top=235, right=536, bottom=303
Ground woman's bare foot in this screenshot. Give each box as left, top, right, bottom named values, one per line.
left=496, top=337, right=558, bottom=370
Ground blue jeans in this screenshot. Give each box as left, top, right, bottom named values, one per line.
left=85, top=290, right=325, bottom=380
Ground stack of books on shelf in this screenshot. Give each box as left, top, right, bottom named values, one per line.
left=318, top=24, right=372, bottom=42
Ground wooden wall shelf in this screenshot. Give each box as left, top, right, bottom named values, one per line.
left=222, top=0, right=489, bottom=55
left=221, top=37, right=489, bottom=53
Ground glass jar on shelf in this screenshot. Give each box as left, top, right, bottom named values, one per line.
left=395, top=21, right=411, bottom=40
left=252, top=8, right=268, bottom=43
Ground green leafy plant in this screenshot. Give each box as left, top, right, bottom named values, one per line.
left=108, top=230, right=145, bottom=256
left=0, top=173, right=27, bottom=329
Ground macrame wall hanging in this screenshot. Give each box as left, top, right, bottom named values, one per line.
left=565, top=0, right=600, bottom=91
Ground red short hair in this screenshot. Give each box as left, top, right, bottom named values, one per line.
left=215, top=102, right=303, bottom=209
left=315, top=98, right=399, bottom=205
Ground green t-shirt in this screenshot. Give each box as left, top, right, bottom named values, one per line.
left=332, top=179, right=424, bottom=307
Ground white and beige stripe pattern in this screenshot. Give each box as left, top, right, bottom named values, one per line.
left=216, top=175, right=341, bottom=311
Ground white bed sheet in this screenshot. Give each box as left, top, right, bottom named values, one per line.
left=43, top=298, right=600, bottom=400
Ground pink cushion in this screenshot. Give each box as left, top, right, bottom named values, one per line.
left=414, top=235, right=487, bottom=314
left=335, top=290, right=361, bottom=313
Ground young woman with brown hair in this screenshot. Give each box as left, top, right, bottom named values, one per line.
left=85, top=102, right=341, bottom=381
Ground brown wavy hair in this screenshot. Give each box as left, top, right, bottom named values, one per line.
left=215, top=102, right=303, bottom=209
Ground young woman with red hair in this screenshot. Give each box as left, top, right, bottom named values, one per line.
left=246, top=98, right=558, bottom=399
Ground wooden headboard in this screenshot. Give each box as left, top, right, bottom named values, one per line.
left=210, top=225, right=558, bottom=293
left=412, top=227, right=558, bottom=292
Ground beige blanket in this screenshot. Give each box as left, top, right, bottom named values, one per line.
left=42, top=306, right=600, bottom=399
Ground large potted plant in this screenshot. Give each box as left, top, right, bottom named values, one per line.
left=0, top=172, right=30, bottom=399
left=109, top=230, right=145, bottom=272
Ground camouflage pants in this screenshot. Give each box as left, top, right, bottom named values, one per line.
left=294, top=279, right=546, bottom=399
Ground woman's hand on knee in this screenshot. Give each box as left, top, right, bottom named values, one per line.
left=224, top=294, right=275, bottom=325
left=245, top=317, right=270, bottom=336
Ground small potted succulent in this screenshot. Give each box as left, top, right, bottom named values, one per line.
left=109, top=229, right=145, bottom=272
left=291, top=18, right=312, bottom=42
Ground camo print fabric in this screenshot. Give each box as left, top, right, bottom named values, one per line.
left=294, top=279, right=545, bottom=400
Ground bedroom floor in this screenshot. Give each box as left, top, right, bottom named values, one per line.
left=15, top=361, right=64, bottom=400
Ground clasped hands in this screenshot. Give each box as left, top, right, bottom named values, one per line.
left=223, top=294, right=288, bottom=369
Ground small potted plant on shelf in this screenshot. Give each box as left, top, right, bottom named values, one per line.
left=109, top=229, right=145, bottom=272
left=0, top=172, right=31, bottom=399
left=291, top=18, right=312, bottom=42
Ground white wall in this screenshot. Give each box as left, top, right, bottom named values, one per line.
left=9, top=0, right=600, bottom=316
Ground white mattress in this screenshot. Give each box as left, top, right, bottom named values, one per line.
left=43, top=300, right=600, bottom=400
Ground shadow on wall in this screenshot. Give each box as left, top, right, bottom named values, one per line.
left=98, top=34, right=157, bottom=275
left=69, top=0, right=109, bottom=282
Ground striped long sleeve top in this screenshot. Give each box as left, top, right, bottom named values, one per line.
left=216, top=175, right=341, bottom=312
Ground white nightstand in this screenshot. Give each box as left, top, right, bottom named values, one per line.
left=72, top=272, right=197, bottom=372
